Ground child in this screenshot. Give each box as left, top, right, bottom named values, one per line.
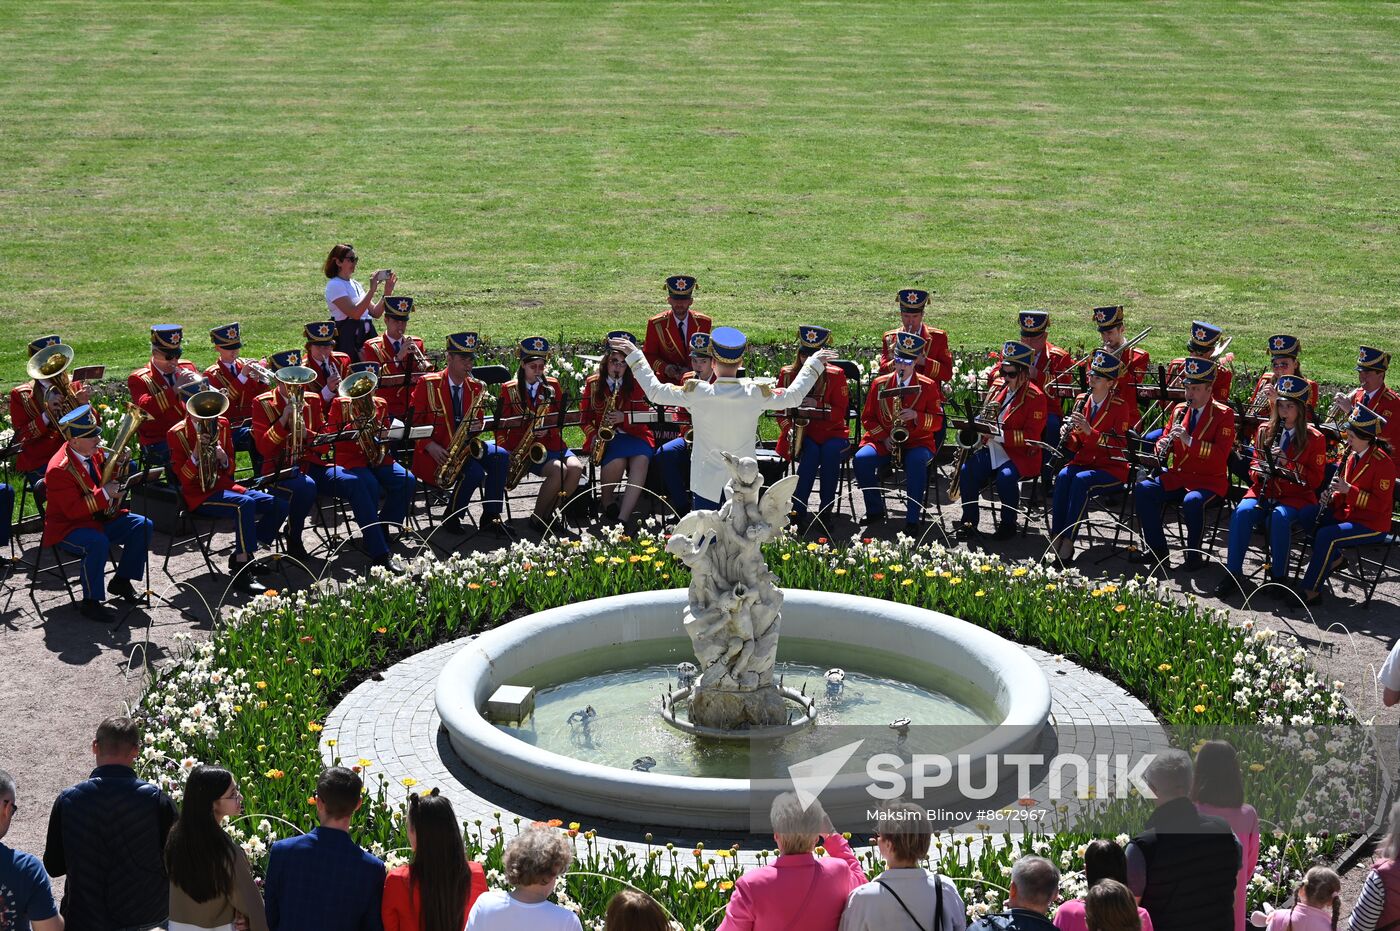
left=1262, top=867, right=1341, bottom=931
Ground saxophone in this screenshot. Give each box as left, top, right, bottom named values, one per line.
left=889, top=393, right=908, bottom=470
left=591, top=382, right=619, bottom=466
left=505, top=384, right=552, bottom=491
left=437, top=379, right=490, bottom=487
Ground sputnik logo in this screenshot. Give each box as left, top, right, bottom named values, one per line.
left=787, top=739, right=865, bottom=811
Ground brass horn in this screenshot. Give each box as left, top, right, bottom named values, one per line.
left=186, top=388, right=230, bottom=421
left=338, top=369, right=380, bottom=399
left=27, top=343, right=74, bottom=382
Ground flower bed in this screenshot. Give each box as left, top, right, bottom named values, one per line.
left=135, top=529, right=1367, bottom=927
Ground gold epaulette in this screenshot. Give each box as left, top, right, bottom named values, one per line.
left=683, top=379, right=699, bottom=393
left=759, top=383, right=774, bottom=399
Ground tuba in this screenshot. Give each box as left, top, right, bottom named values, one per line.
left=339, top=369, right=385, bottom=467
left=186, top=389, right=230, bottom=493
left=437, top=378, right=490, bottom=487
left=275, top=364, right=318, bottom=463
left=505, top=384, right=552, bottom=491
left=27, top=343, right=82, bottom=415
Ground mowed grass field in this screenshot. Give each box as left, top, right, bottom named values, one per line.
left=1, top=2, right=1398, bottom=384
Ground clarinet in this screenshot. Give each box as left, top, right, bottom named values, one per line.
left=1319, top=450, right=1353, bottom=520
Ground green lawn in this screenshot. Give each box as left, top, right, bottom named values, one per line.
left=2, top=1, right=1397, bottom=385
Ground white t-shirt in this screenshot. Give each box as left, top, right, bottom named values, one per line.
left=325, top=277, right=366, bottom=321
left=1379, top=639, right=1400, bottom=691
left=840, top=869, right=967, bottom=931
left=465, top=890, right=582, bottom=931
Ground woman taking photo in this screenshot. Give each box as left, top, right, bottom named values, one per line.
left=382, top=789, right=486, bottom=931
left=324, top=242, right=396, bottom=360
left=165, top=765, right=268, bottom=931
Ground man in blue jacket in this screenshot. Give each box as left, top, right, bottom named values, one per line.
left=264, top=766, right=385, bottom=931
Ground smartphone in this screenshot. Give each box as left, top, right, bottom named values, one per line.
left=374, top=269, right=392, bottom=283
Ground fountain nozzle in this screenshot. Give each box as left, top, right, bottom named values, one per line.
left=825, top=668, right=846, bottom=697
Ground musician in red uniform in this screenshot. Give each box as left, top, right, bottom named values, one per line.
left=581, top=330, right=656, bottom=529
left=127, top=324, right=201, bottom=467
left=11, top=335, right=89, bottom=490
left=45, top=405, right=152, bottom=621
left=358, top=296, right=431, bottom=422
left=655, top=332, right=715, bottom=517
left=1048, top=351, right=1135, bottom=564
left=1232, top=334, right=1321, bottom=484
left=303, top=321, right=351, bottom=407
left=1092, top=305, right=1149, bottom=406
left=251, top=349, right=322, bottom=562
left=643, top=275, right=712, bottom=384
left=1132, top=356, right=1235, bottom=570
left=325, top=362, right=417, bottom=560
left=410, top=331, right=508, bottom=536
left=1021, top=311, right=1075, bottom=393
left=1299, top=403, right=1396, bottom=604
left=167, top=381, right=283, bottom=592
left=1140, top=321, right=1233, bottom=454
left=203, top=322, right=266, bottom=475
left=775, top=326, right=850, bottom=534
left=878, top=289, right=954, bottom=391
left=1217, top=375, right=1326, bottom=599
left=1330, top=346, right=1400, bottom=450
left=955, top=340, right=1048, bottom=540
left=856, top=332, right=941, bottom=533
left=498, top=337, right=583, bottom=534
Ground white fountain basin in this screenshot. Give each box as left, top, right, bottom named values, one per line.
left=436, top=589, right=1051, bottom=830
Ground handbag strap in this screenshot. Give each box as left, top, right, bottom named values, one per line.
left=874, top=873, right=944, bottom=931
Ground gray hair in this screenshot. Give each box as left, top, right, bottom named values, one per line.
left=1011, top=855, right=1061, bottom=908
left=0, top=769, right=14, bottom=801
left=1144, top=749, right=1193, bottom=800
left=503, top=826, right=573, bottom=887
left=770, top=792, right=825, bottom=854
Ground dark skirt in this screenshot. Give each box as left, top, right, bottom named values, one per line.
left=333, top=316, right=376, bottom=361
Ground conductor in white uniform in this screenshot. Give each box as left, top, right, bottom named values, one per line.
left=611, top=326, right=835, bottom=509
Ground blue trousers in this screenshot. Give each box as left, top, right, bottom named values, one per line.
left=451, top=442, right=508, bottom=519
left=194, top=488, right=286, bottom=557
left=959, top=447, right=1022, bottom=529
left=1301, top=519, right=1386, bottom=594
left=1226, top=498, right=1319, bottom=580
left=59, top=513, right=152, bottom=601
left=1040, top=413, right=1063, bottom=481
left=231, top=422, right=263, bottom=475
left=0, top=482, right=12, bottom=547
left=1050, top=467, right=1121, bottom=544
left=267, top=470, right=317, bottom=542
left=1134, top=478, right=1218, bottom=555
left=854, top=443, right=933, bottom=524
left=793, top=437, right=848, bottom=517
left=309, top=463, right=415, bottom=558
left=657, top=437, right=690, bottom=516
left=692, top=492, right=722, bottom=511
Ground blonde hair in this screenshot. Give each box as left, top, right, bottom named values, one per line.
left=1298, top=866, right=1341, bottom=931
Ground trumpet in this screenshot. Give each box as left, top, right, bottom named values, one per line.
left=27, top=343, right=83, bottom=416
left=339, top=369, right=385, bottom=467
left=186, top=389, right=231, bottom=493
left=242, top=360, right=277, bottom=385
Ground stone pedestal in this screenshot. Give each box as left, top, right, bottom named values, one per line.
left=689, top=683, right=790, bottom=730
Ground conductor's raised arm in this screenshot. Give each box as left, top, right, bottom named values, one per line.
left=618, top=337, right=688, bottom=406
left=765, top=348, right=836, bottom=411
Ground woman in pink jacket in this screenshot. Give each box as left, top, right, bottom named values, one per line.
left=1191, top=741, right=1260, bottom=931
left=718, top=794, right=868, bottom=931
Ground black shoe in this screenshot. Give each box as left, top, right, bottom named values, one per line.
left=991, top=523, right=1017, bottom=541
left=233, top=573, right=266, bottom=594
left=603, top=502, right=621, bottom=525
left=480, top=513, right=507, bottom=537
left=951, top=519, right=976, bottom=539
left=530, top=513, right=553, bottom=537
left=249, top=558, right=277, bottom=577
left=1213, top=576, right=1244, bottom=599
left=1132, top=547, right=1169, bottom=567
left=1181, top=553, right=1206, bottom=572
left=285, top=539, right=312, bottom=562
left=793, top=512, right=815, bottom=535
left=108, top=577, right=140, bottom=603
left=443, top=517, right=466, bottom=536
left=904, top=520, right=925, bottom=537
left=79, top=598, right=116, bottom=622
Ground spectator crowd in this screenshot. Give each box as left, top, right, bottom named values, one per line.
left=0, top=721, right=1381, bottom=931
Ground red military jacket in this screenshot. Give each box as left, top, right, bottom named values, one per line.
left=325, top=394, right=394, bottom=470
left=360, top=334, right=429, bottom=421
left=497, top=377, right=567, bottom=453
left=1065, top=392, right=1135, bottom=483
left=168, top=416, right=243, bottom=510
left=1165, top=357, right=1233, bottom=404
left=1108, top=347, right=1150, bottom=407
left=128, top=362, right=202, bottom=446
left=1244, top=423, right=1326, bottom=509
left=879, top=325, right=953, bottom=388
left=1031, top=342, right=1074, bottom=391
left=1335, top=446, right=1397, bottom=534
left=42, top=445, right=123, bottom=547
left=1160, top=400, right=1235, bottom=498
left=410, top=372, right=491, bottom=487
left=11, top=380, right=85, bottom=474
left=643, top=311, right=713, bottom=384
left=580, top=374, right=655, bottom=455
left=203, top=359, right=263, bottom=426
left=304, top=349, right=352, bottom=402
left=774, top=363, right=849, bottom=460
left=252, top=389, right=328, bottom=474
left=1348, top=385, right=1400, bottom=451
left=1250, top=373, right=1320, bottom=411
left=989, top=379, right=1050, bottom=478
left=860, top=371, right=941, bottom=454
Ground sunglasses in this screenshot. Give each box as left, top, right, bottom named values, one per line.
left=343, top=254, right=358, bottom=263
left=160, top=350, right=183, bottom=361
